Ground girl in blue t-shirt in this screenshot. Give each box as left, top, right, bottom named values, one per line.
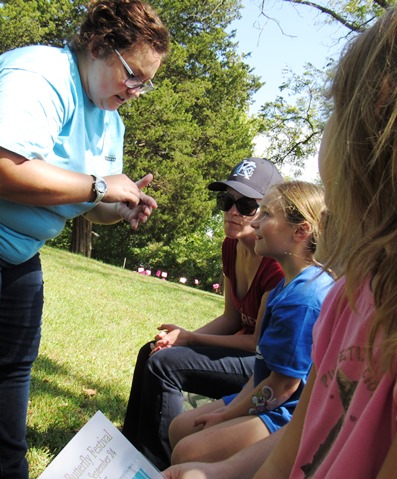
left=167, top=181, right=334, bottom=466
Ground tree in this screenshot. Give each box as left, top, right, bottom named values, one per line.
left=0, top=0, right=86, bottom=53
left=256, top=62, right=333, bottom=175
left=71, top=217, right=92, bottom=257
left=90, top=0, right=263, bottom=274
left=117, top=0, right=261, bottom=243
left=260, top=0, right=391, bottom=33
left=127, top=214, right=225, bottom=290
left=253, top=0, right=392, bottom=176
left=3, top=0, right=391, bottom=280
left=1, top=0, right=261, bottom=273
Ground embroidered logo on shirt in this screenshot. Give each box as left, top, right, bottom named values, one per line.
left=105, top=154, right=117, bottom=162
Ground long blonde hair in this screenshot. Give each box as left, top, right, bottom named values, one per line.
left=320, top=8, right=397, bottom=373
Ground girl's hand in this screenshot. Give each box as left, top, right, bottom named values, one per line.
left=193, top=410, right=226, bottom=429
left=162, top=462, right=215, bottom=479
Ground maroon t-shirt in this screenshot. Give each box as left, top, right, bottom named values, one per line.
left=222, top=237, right=284, bottom=334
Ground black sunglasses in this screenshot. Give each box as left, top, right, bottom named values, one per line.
left=216, top=191, right=259, bottom=216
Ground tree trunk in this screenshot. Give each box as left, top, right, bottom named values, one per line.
left=71, top=216, right=92, bottom=257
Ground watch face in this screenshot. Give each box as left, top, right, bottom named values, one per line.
left=96, top=179, right=107, bottom=194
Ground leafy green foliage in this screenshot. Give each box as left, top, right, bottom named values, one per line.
left=130, top=214, right=225, bottom=289
left=255, top=0, right=393, bottom=176
left=11, top=0, right=389, bottom=278
left=101, top=0, right=262, bottom=266
left=87, top=212, right=225, bottom=290
left=256, top=62, right=333, bottom=175
left=2, top=0, right=261, bottom=274
left=0, top=0, right=86, bottom=52
left=262, top=0, right=392, bottom=33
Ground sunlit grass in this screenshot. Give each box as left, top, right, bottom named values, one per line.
left=27, top=246, right=223, bottom=478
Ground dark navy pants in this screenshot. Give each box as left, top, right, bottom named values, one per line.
left=0, top=254, right=43, bottom=479
left=122, top=341, right=255, bottom=470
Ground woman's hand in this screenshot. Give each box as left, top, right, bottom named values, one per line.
left=116, top=201, right=153, bottom=230
left=156, top=324, right=188, bottom=345
left=103, top=173, right=157, bottom=209
left=113, top=174, right=157, bottom=229
left=149, top=324, right=191, bottom=355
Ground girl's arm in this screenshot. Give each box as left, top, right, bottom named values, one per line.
left=191, top=376, right=256, bottom=430
left=194, top=371, right=301, bottom=428
left=153, top=278, right=270, bottom=353
left=252, top=367, right=316, bottom=479
left=228, top=375, right=255, bottom=404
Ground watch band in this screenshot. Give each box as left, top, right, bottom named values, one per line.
left=90, top=175, right=108, bottom=204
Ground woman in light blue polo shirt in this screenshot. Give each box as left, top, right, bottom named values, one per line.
left=0, top=1, right=169, bottom=477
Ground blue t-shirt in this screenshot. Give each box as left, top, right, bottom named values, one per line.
left=224, top=265, right=334, bottom=433
left=0, top=45, right=125, bottom=264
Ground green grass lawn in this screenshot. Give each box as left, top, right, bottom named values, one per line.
left=27, top=246, right=223, bottom=478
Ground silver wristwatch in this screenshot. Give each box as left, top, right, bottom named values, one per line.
left=90, top=175, right=108, bottom=204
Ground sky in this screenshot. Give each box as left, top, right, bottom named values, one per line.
left=230, top=0, right=349, bottom=179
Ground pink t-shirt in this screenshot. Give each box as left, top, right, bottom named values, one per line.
left=291, top=277, right=397, bottom=478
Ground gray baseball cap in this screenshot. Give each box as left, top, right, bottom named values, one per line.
left=208, top=158, right=283, bottom=199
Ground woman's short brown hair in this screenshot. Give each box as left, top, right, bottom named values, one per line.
left=71, top=0, right=169, bottom=58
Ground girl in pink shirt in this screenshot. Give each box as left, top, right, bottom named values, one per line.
left=255, top=8, right=397, bottom=479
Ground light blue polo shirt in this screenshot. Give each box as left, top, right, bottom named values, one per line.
left=0, top=45, right=124, bottom=264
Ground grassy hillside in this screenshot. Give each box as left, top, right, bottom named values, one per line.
left=27, top=246, right=223, bottom=477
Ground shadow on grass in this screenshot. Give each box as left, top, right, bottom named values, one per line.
left=28, top=354, right=128, bottom=457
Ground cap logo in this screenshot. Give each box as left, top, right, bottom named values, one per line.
left=233, top=159, right=256, bottom=181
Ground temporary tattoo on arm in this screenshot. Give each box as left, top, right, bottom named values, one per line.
left=248, top=385, right=278, bottom=415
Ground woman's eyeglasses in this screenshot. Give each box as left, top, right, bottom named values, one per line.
left=216, top=191, right=259, bottom=216
left=114, top=49, right=154, bottom=94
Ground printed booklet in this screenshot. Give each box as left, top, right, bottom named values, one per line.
left=38, top=410, right=163, bottom=479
